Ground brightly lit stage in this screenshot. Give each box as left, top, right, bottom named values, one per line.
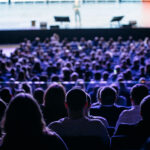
left=0, top=2, right=150, bottom=30
left=0, top=2, right=150, bottom=44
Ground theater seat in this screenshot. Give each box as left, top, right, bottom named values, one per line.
left=111, top=135, right=142, bottom=150
left=62, top=136, right=110, bottom=150
left=107, top=127, right=115, bottom=137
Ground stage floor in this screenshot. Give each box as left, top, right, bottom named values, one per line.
left=0, top=2, right=150, bottom=30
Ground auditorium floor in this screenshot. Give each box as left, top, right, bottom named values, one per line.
left=0, top=2, right=150, bottom=30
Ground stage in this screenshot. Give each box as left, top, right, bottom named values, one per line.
left=0, top=2, right=150, bottom=30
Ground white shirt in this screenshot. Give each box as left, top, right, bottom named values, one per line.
left=115, top=105, right=142, bottom=132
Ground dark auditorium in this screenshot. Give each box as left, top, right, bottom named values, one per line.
left=0, top=0, right=150, bottom=150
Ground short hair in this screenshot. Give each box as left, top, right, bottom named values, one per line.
left=99, top=86, right=117, bottom=105
left=130, top=84, right=149, bottom=105
left=44, top=83, right=66, bottom=107
left=140, top=95, right=150, bottom=121
left=102, top=71, right=109, bottom=81
left=33, top=88, right=44, bottom=105
left=66, top=88, right=87, bottom=111
left=21, top=83, right=32, bottom=94
left=94, top=72, right=101, bottom=80
left=0, top=87, right=12, bottom=104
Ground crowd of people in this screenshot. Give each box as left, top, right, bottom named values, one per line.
left=0, top=34, right=150, bottom=149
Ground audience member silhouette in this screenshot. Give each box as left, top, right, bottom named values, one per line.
left=111, top=84, right=127, bottom=107
left=115, top=84, right=149, bottom=132
left=90, top=86, right=127, bottom=127
left=85, top=93, right=109, bottom=127
left=20, top=83, right=32, bottom=94
left=48, top=88, right=110, bottom=150
left=115, top=95, right=150, bottom=149
left=0, top=88, right=12, bottom=104
left=43, top=83, right=67, bottom=125
left=0, top=93, right=68, bottom=150
left=33, top=87, right=44, bottom=111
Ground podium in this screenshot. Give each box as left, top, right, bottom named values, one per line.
left=110, top=16, right=124, bottom=28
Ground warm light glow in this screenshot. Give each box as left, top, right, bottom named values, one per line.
left=141, top=2, right=150, bottom=27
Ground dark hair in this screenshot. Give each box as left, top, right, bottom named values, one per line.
left=21, top=83, right=32, bottom=94
left=43, top=83, right=67, bottom=124
left=99, top=86, right=117, bottom=105
left=0, top=87, right=12, bottom=104
left=1, top=93, right=46, bottom=135
left=140, top=95, right=150, bottom=121
left=51, top=75, right=60, bottom=82
left=44, top=83, right=66, bottom=107
left=17, top=71, right=25, bottom=81
left=94, top=71, right=101, bottom=81
left=102, top=71, right=109, bottom=81
left=33, top=88, right=44, bottom=105
left=66, top=88, right=87, bottom=111
left=130, top=84, right=149, bottom=105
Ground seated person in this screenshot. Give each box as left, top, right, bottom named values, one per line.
left=0, top=93, right=68, bottom=150
left=115, top=95, right=150, bottom=148
left=85, top=93, right=109, bottom=127
left=43, top=83, right=67, bottom=125
left=111, top=84, right=127, bottom=107
left=115, top=84, right=149, bottom=132
left=90, top=86, right=127, bottom=127
left=48, top=88, right=110, bottom=150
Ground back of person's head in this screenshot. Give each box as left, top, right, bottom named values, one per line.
left=17, top=70, right=25, bottom=81
left=94, top=71, right=101, bottom=81
left=1, top=93, right=45, bottom=135
left=99, top=86, right=117, bottom=105
left=62, top=67, right=71, bottom=81
left=0, top=87, right=12, bottom=104
left=44, top=83, right=66, bottom=107
left=51, top=74, right=60, bottom=82
left=140, top=95, right=150, bottom=122
left=71, top=72, right=79, bottom=81
left=130, top=84, right=149, bottom=105
left=102, top=71, right=109, bottom=81
left=40, top=75, right=48, bottom=82
left=115, top=65, right=120, bottom=73
left=33, top=88, right=44, bottom=105
left=21, top=83, right=32, bottom=94
left=66, top=88, right=87, bottom=111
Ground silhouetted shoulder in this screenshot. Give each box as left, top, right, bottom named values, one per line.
left=115, top=123, right=135, bottom=136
